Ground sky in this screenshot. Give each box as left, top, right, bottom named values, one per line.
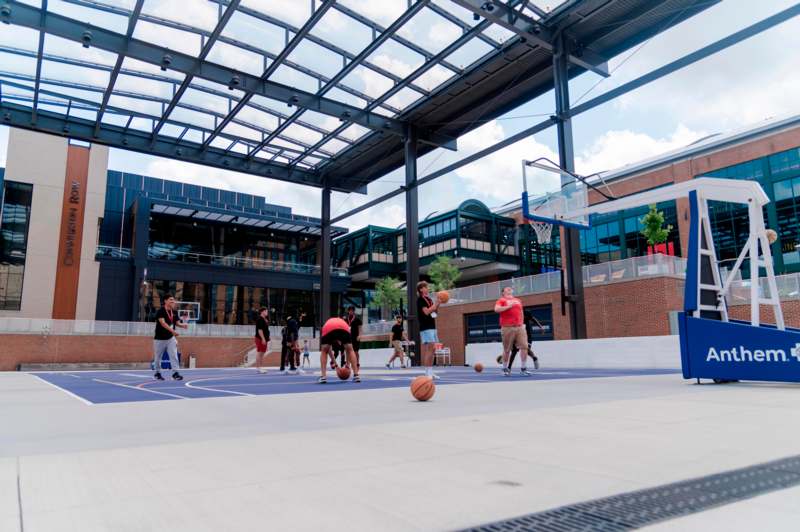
left=0, top=0, right=798, bottom=233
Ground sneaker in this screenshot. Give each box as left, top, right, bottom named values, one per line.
left=533, top=357, right=540, bottom=370
left=385, top=363, right=391, bottom=369
left=496, top=355, right=503, bottom=365
left=318, top=376, right=327, bottom=384
left=172, top=372, right=183, bottom=381
left=296, top=368, right=305, bottom=375
left=502, top=367, right=511, bottom=377
left=353, top=374, right=361, bottom=383
left=281, top=369, right=288, bottom=374
left=258, top=368, right=268, bottom=374
left=154, top=372, right=165, bottom=381
left=520, top=368, right=532, bottom=376
left=431, top=373, right=441, bottom=380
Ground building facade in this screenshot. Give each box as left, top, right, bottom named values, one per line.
left=0, top=128, right=350, bottom=326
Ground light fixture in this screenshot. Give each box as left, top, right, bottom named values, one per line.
left=161, top=54, right=173, bottom=71
left=81, top=30, right=93, bottom=48
left=0, top=5, right=11, bottom=24
left=288, top=95, right=299, bottom=107
left=228, top=75, right=241, bottom=90
left=480, top=2, right=495, bottom=13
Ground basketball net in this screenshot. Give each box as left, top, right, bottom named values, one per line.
left=528, top=219, right=554, bottom=244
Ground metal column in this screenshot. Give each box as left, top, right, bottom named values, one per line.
left=553, top=33, right=587, bottom=339
left=319, top=185, right=332, bottom=325
left=404, top=125, right=420, bottom=364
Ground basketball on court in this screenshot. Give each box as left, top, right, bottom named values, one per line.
left=766, top=228, right=778, bottom=244
left=437, top=290, right=450, bottom=304
left=410, top=376, right=435, bottom=401
left=336, top=366, right=351, bottom=380
left=474, top=363, right=484, bottom=373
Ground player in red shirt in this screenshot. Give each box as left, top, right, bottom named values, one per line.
left=494, top=286, right=531, bottom=377
left=318, top=317, right=361, bottom=384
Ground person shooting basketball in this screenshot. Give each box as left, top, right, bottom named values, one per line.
left=494, top=286, right=532, bottom=377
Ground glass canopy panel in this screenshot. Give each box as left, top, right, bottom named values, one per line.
left=178, top=87, right=236, bottom=116
left=160, top=123, right=185, bottom=137
left=323, top=86, right=367, bottom=110
left=114, top=74, right=175, bottom=101
left=182, top=128, right=204, bottom=144
left=236, top=104, right=279, bottom=132
left=40, top=60, right=111, bottom=90
left=71, top=108, right=98, bottom=122
left=166, top=107, right=216, bottom=131
left=338, top=123, right=370, bottom=143
left=295, top=110, right=337, bottom=135
left=128, top=116, right=154, bottom=132
left=336, top=0, right=408, bottom=29
left=121, top=57, right=185, bottom=83
left=444, top=37, right=495, bottom=70
left=308, top=7, right=372, bottom=56
left=383, top=86, right=424, bottom=112
left=44, top=34, right=119, bottom=67
left=241, top=0, right=312, bottom=29
left=396, top=6, right=464, bottom=57
left=482, top=24, right=517, bottom=45
left=220, top=121, right=262, bottom=143
left=281, top=123, right=325, bottom=147
left=190, top=78, right=245, bottom=101
left=0, top=24, right=40, bottom=52
left=133, top=20, right=202, bottom=57
left=365, top=39, right=424, bottom=87
left=47, top=0, right=130, bottom=34
left=340, top=66, right=391, bottom=100
left=100, top=112, right=132, bottom=127
left=40, top=83, right=103, bottom=104
left=270, top=137, right=306, bottom=153
left=209, top=136, right=232, bottom=150
left=220, top=10, right=286, bottom=56
left=414, top=63, right=457, bottom=92
left=0, top=52, right=37, bottom=77
left=285, top=39, right=344, bottom=80
left=267, top=64, right=320, bottom=95
left=206, top=40, right=265, bottom=77
left=108, top=93, right=164, bottom=117
left=141, top=0, right=221, bottom=32
left=318, top=137, right=349, bottom=155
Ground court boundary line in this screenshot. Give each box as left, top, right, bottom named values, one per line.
left=184, top=377, right=254, bottom=396
left=92, top=378, right=189, bottom=400
left=29, top=374, right=94, bottom=405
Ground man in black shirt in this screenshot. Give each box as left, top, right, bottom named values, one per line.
left=254, top=307, right=270, bottom=374
left=153, top=293, right=187, bottom=381
left=345, top=306, right=362, bottom=368
left=417, top=281, right=442, bottom=379
left=385, top=315, right=407, bottom=369
left=280, top=321, right=297, bottom=374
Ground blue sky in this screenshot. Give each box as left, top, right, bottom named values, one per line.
left=0, top=0, right=797, bottom=231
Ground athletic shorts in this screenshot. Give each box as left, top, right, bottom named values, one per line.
left=321, top=328, right=352, bottom=347
left=501, top=325, right=528, bottom=354
left=392, top=340, right=404, bottom=354
left=254, top=337, right=268, bottom=353
left=420, top=329, right=439, bottom=344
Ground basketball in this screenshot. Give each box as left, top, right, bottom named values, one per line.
left=336, top=366, right=351, bottom=380
left=410, top=375, right=435, bottom=401
left=437, top=290, right=449, bottom=304
left=766, top=228, right=778, bottom=244
left=474, top=363, right=484, bottom=373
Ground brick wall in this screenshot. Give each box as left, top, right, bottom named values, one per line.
left=727, top=300, right=800, bottom=328
left=2, top=335, right=253, bottom=371
left=436, top=276, right=686, bottom=365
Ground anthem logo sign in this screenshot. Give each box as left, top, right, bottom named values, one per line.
left=706, top=344, right=800, bottom=363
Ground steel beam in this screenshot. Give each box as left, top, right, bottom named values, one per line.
left=553, top=32, right=586, bottom=340
left=2, top=1, right=459, bottom=147
left=404, top=125, right=420, bottom=365
left=450, top=0, right=610, bottom=77
left=320, top=185, right=332, bottom=324
left=30, top=0, right=47, bottom=124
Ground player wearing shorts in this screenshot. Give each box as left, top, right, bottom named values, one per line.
left=386, top=315, right=407, bottom=368
left=254, top=307, right=270, bottom=374
left=495, top=286, right=531, bottom=376
left=509, top=311, right=541, bottom=370
left=345, top=306, right=362, bottom=369
left=417, top=281, right=441, bottom=379
left=301, top=339, right=311, bottom=368
left=318, top=317, right=361, bottom=384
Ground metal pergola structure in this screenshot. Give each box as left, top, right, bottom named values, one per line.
left=0, top=0, right=797, bottom=340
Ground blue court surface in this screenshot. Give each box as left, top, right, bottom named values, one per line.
left=32, top=366, right=681, bottom=404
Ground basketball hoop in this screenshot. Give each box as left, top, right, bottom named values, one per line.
left=528, top=219, right=554, bottom=244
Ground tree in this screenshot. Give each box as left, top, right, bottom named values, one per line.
left=371, top=276, right=405, bottom=319
left=640, top=204, right=673, bottom=253
left=428, top=255, right=461, bottom=291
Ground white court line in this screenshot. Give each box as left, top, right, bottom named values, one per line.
left=29, top=374, right=94, bottom=406
left=92, top=378, right=188, bottom=400
left=184, top=377, right=253, bottom=396
left=120, top=373, right=152, bottom=378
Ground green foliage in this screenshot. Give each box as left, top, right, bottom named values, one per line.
left=428, top=255, right=461, bottom=291
left=371, top=276, right=405, bottom=318
left=639, top=204, right=672, bottom=246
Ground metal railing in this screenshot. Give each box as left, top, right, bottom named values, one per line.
left=726, top=273, right=800, bottom=305
left=0, top=318, right=315, bottom=338
left=147, top=248, right=349, bottom=276
left=95, top=245, right=132, bottom=259
left=441, top=254, right=687, bottom=307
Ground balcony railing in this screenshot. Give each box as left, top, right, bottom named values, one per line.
left=439, top=254, right=687, bottom=307
left=95, top=245, right=132, bottom=259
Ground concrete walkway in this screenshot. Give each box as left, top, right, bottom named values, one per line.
left=2, top=368, right=799, bottom=531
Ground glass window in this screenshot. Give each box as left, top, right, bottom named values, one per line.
left=465, top=305, right=554, bottom=344
left=0, top=181, right=34, bottom=310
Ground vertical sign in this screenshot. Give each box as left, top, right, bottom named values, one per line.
left=52, top=145, right=90, bottom=319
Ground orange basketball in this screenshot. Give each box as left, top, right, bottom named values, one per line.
left=410, top=375, right=435, bottom=401
left=336, top=366, right=351, bottom=380
left=474, top=363, right=484, bottom=373
left=437, top=290, right=450, bottom=304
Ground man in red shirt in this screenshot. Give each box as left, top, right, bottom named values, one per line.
left=494, top=286, right=531, bottom=377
